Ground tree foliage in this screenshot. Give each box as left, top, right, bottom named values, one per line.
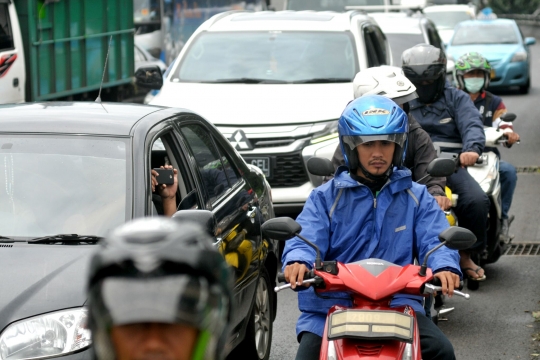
left=489, top=0, right=540, bottom=14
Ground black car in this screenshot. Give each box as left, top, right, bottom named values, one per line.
left=0, top=102, right=278, bottom=360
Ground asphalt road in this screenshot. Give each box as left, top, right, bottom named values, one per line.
left=269, top=44, right=540, bottom=359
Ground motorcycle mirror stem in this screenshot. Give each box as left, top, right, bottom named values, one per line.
left=295, top=233, right=323, bottom=270
left=418, top=241, right=447, bottom=277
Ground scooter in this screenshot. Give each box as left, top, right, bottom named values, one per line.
left=437, top=112, right=518, bottom=290
left=263, top=218, right=475, bottom=360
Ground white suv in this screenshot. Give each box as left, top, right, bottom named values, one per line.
left=150, top=10, right=390, bottom=213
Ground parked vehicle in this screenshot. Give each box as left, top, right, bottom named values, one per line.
left=445, top=19, right=536, bottom=93
left=264, top=217, right=475, bottom=360
left=0, top=0, right=139, bottom=104
left=0, top=102, right=279, bottom=360
left=423, top=4, right=476, bottom=45
left=150, top=10, right=391, bottom=214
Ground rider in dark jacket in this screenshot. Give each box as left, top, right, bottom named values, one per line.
left=331, top=66, right=450, bottom=210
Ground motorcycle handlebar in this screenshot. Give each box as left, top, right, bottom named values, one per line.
left=430, top=277, right=464, bottom=290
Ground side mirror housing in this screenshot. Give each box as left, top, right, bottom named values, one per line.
left=438, top=226, right=477, bottom=251
left=261, top=217, right=301, bottom=241
left=172, top=209, right=217, bottom=237
left=307, top=157, right=335, bottom=177
left=525, top=37, right=536, bottom=46
left=135, top=65, right=163, bottom=90
left=499, top=112, right=516, bottom=122
left=427, top=158, right=456, bottom=177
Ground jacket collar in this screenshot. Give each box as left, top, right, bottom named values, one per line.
left=334, top=166, right=412, bottom=194
left=408, top=82, right=452, bottom=115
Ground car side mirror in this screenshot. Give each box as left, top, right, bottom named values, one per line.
left=427, top=158, right=456, bottom=177
left=525, top=37, right=536, bottom=46
left=307, top=157, right=335, bottom=177
left=172, top=209, right=217, bottom=237
left=499, top=112, right=516, bottom=122
left=135, top=65, right=163, bottom=90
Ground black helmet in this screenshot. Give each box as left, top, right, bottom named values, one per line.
left=402, top=44, right=447, bottom=104
left=87, top=217, right=233, bottom=360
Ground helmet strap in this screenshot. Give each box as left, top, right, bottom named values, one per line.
left=354, top=162, right=393, bottom=185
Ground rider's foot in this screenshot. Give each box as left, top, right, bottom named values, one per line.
left=501, top=218, right=510, bottom=237
left=459, top=251, right=485, bottom=280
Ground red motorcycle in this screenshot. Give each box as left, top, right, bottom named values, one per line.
left=263, top=218, right=476, bottom=360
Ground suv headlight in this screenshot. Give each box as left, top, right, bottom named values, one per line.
left=511, top=52, right=527, bottom=62
left=310, top=120, right=339, bottom=144
left=0, top=308, right=91, bottom=360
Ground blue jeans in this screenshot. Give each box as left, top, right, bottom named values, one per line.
left=499, top=160, right=517, bottom=219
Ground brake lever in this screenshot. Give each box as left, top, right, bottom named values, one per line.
left=424, top=283, right=470, bottom=299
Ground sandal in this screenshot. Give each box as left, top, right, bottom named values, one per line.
left=461, top=266, right=486, bottom=282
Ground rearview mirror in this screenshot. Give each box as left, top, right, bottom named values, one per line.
left=499, top=112, right=516, bottom=122
left=172, top=209, right=217, bottom=237
left=261, top=217, right=301, bottom=241
left=307, top=157, right=335, bottom=177
left=427, top=158, right=456, bottom=177
left=438, top=226, right=477, bottom=251
left=135, top=65, right=163, bottom=90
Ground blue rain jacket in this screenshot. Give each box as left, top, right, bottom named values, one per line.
left=281, top=166, right=461, bottom=338
left=408, top=83, right=485, bottom=155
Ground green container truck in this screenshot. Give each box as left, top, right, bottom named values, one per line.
left=1, top=0, right=135, bottom=103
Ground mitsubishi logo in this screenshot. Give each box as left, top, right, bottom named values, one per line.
left=229, top=130, right=253, bottom=150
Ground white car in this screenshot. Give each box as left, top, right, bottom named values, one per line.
left=150, top=10, right=390, bottom=213
left=423, top=4, right=476, bottom=45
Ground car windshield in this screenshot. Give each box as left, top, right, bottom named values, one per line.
left=424, top=11, right=474, bottom=30
left=451, top=23, right=519, bottom=45
left=386, top=33, right=426, bottom=66
left=173, top=31, right=358, bottom=83
left=287, top=0, right=385, bottom=11
left=0, top=135, right=129, bottom=238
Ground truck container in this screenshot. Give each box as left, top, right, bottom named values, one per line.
left=1, top=0, right=134, bottom=103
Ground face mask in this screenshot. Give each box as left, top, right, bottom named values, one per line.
left=464, top=77, right=485, bottom=94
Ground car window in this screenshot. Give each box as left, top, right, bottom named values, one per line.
left=424, top=11, right=474, bottom=30
left=427, top=27, right=443, bottom=49
left=0, top=4, right=15, bottom=51
left=386, top=33, right=426, bottom=66
left=371, top=25, right=390, bottom=65
left=179, top=124, right=235, bottom=205
left=0, top=135, right=128, bottom=237
left=451, top=23, right=519, bottom=45
left=363, top=26, right=381, bottom=67
left=149, top=133, right=196, bottom=216
left=134, top=46, right=146, bottom=62
left=173, top=31, right=358, bottom=83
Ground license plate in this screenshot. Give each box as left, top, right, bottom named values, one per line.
left=244, top=157, right=271, bottom=178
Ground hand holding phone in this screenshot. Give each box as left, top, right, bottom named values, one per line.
left=153, top=168, right=175, bottom=185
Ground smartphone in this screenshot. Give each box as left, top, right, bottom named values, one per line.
left=153, top=168, right=174, bottom=185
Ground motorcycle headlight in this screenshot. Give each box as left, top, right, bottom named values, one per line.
left=511, top=51, right=527, bottom=62
left=0, top=308, right=91, bottom=360
left=310, top=120, right=339, bottom=145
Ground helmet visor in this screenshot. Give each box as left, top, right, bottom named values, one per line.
left=342, top=133, right=407, bottom=151
left=101, top=275, right=223, bottom=328
left=393, top=91, right=418, bottom=105
left=403, top=64, right=446, bottom=82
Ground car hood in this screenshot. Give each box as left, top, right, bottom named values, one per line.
left=447, top=44, right=522, bottom=62
left=150, top=83, right=353, bottom=126
left=0, top=244, right=93, bottom=329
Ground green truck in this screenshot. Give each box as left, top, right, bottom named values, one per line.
left=1, top=0, right=135, bottom=103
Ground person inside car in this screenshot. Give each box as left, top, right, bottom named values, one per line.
left=87, top=217, right=233, bottom=360
left=151, top=165, right=178, bottom=216
left=331, top=66, right=451, bottom=210
left=402, top=44, right=490, bottom=283
left=282, top=95, right=461, bottom=360
left=454, top=52, right=519, bottom=239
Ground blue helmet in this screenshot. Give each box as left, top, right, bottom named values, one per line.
left=338, top=95, right=408, bottom=173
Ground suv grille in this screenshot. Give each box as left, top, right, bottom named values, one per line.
left=252, top=137, right=296, bottom=149
left=268, top=153, right=309, bottom=188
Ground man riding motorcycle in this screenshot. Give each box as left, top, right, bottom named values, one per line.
left=402, top=44, right=490, bottom=283
left=87, top=217, right=233, bottom=360
left=331, top=66, right=451, bottom=210
left=282, top=95, right=461, bottom=360
left=454, top=52, right=519, bottom=239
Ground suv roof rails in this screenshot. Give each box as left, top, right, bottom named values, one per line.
left=207, top=10, right=253, bottom=27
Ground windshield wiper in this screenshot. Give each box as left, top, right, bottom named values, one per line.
left=205, top=78, right=290, bottom=84
left=29, top=234, right=103, bottom=244
left=292, top=78, right=352, bottom=84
